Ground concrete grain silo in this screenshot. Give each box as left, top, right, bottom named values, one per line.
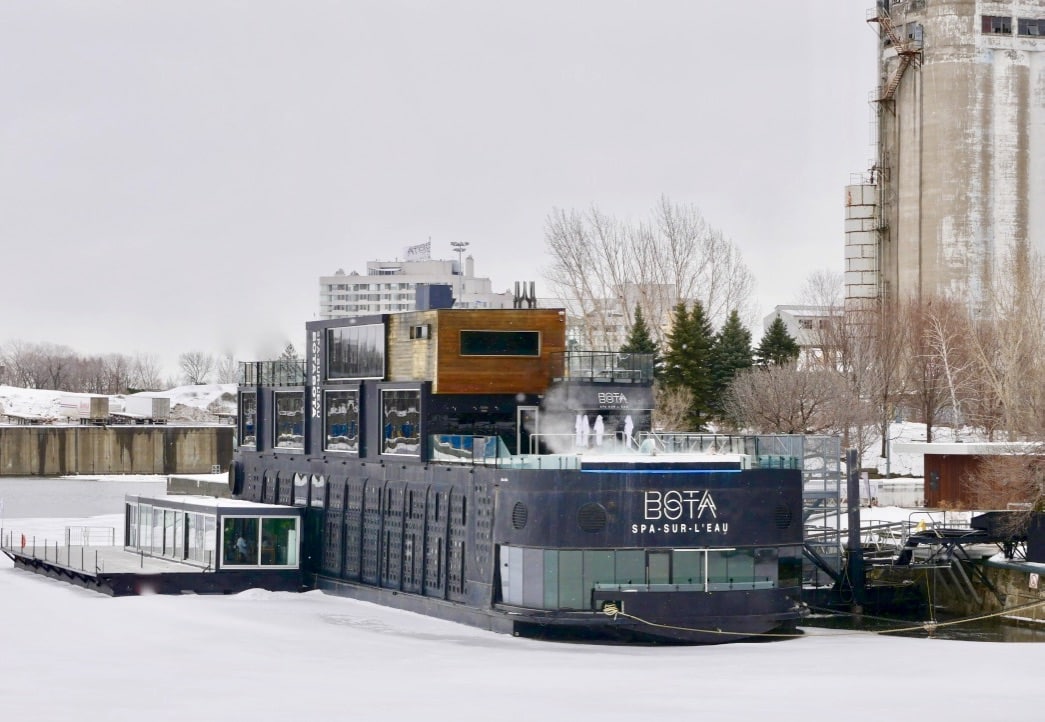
left=847, top=0, right=1045, bottom=314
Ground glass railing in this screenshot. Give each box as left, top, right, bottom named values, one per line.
left=551, top=351, right=654, bottom=384
left=239, top=360, right=307, bottom=387
left=429, top=435, right=583, bottom=469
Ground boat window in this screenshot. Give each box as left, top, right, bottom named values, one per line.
left=274, top=392, right=305, bottom=450
left=557, top=551, right=584, bottom=609
left=138, top=504, right=152, bottom=551
left=499, top=546, right=782, bottom=611
left=326, top=324, right=385, bottom=380
left=381, top=389, right=421, bottom=456
left=647, top=550, right=670, bottom=585
left=239, top=391, right=256, bottom=449
left=324, top=389, right=360, bottom=454
left=778, top=546, right=803, bottom=588
left=125, top=503, right=137, bottom=548
left=460, top=330, right=540, bottom=356
left=672, top=549, right=704, bottom=586
left=151, top=507, right=163, bottom=556
left=614, top=550, right=645, bottom=585
left=223, top=518, right=260, bottom=566
left=707, top=549, right=756, bottom=590
left=260, top=518, right=298, bottom=566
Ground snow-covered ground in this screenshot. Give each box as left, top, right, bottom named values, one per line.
left=0, top=383, right=236, bottom=423
left=0, top=507, right=1040, bottom=721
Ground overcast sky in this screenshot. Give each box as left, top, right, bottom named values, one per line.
left=1, top=2, right=876, bottom=378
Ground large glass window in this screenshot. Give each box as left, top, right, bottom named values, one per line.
left=261, top=518, right=298, bottom=566
left=138, top=504, right=152, bottom=552
left=382, top=389, right=421, bottom=456
left=239, top=391, right=257, bottom=448
left=125, top=503, right=137, bottom=547
left=327, top=324, right=385, bottom=379
left=223, top=518, right=260, bottom=566
left=460, top=330, right=540, bottom=356
left=186, top=512, right=213, bottom=565
left=324, top=390, right=360, bottom=453
left=274, top=392, right=304, bottom=450
left=222, top=516, right=298, bottom=568
left=500, top=546, right=781, bottom=611
left=151, top=507, right=163, bottom=556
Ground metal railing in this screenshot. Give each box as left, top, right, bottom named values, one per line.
left=2, top=527, right=115, bottom=573
left=239, top=360, right=307, bottom=387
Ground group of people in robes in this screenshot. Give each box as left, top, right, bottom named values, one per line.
left=574, top=413, right=634, bottom=449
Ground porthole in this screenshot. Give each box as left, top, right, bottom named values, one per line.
left=578, top=503, right=607, bottom=533
left=511, top=502, right=528, bottom=530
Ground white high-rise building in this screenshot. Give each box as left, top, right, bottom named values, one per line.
left=319, top=255, right=513, bottom=320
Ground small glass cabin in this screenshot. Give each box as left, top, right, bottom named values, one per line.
left=124, top=495, right=303, bottom=572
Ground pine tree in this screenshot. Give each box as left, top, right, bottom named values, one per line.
left=278, top=342, right=303, bottom=383
left=661, top=301, right=714, bottom=429
left=620, top=305, right=658, bottom=355
left=620, top=304, right=659, bottom=378
left=756, top=317, right=800, bottom=366
left=709, top=310, right=753, bottom=417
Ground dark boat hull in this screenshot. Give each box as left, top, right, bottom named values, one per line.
left=236, top=452, right=805, bottom=644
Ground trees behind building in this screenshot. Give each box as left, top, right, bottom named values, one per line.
left=0, top=341, right=165, bottom=393
left=544, top=196, right=756, bottom=349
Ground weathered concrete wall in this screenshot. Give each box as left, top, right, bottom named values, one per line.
left=925, top=560, right=1045, bottom=623
left=872, top=0, right=1045, bottom=311
left=0, top=426, right=234, bottom=476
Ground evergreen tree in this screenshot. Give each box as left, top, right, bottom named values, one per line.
left=619, top=304, right=659, bottom=378
left=661, top=301, right=714, bottom=429
left=278, top=342, right=303, bottom=383
left=755, top=317, right=800, bottom=366
left=620, top=305, right=658, bottom=355
left=709, top=310, right=753, bottom=417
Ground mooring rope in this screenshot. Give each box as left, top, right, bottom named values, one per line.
left=600, top=597, right=1045, bottom=639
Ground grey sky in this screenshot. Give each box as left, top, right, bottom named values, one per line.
left=2, top=2, right=876, bottom=377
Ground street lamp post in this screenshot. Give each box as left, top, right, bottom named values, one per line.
left=450, top=241, right=470, bottom=305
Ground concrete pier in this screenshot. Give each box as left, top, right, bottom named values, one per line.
left=0, top=425, right=233, bottom=476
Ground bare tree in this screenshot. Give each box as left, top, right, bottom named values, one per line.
left=544, top=196, right=756, bottom=348
left=966, top=248, right=1045, bottom=440
left=800, top=272, right=908, bottom=461
left=179, top=351, right=215, bottom=385
left=215, top=354, right=239, bottom=384
left=130, top=353, right=164, bottom=391
left=724, top=364, right=868, bottom=437
left=652, top=384, right=693, bottom=432
left=0, top=341, right=43, bottom=388
left=918, top=297, right=977, bottom=438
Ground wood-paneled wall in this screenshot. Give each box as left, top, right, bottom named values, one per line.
left=385, top=308, right=565, bottom=394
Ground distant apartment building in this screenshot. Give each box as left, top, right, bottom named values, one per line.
left=545, top=283, right=678, bottom=352
left=763, top=305, right=841, bottom=366
left=319, top=254, right=513, bottom=320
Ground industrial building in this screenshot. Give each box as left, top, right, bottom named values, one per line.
left=846, top=0, right=1045, bottom=314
